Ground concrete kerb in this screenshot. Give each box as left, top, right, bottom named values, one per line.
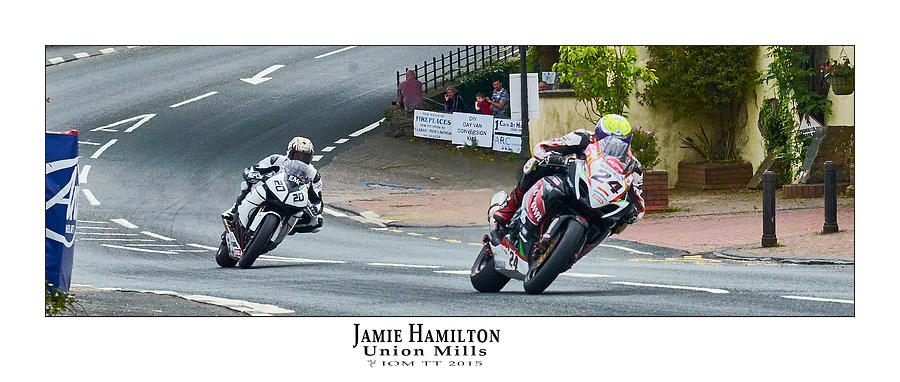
left=46, top=46, right=142, bottom=66
left=711, top=247, right=854, bottom=265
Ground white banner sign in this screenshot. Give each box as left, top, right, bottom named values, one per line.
left=493, top=118, right=522, bottom=136
left=413, top=110, right=453, bottom=141
left=493, top=134, right=522, bottom=153
left=509, top=73, right=540, bottom=121
left=451, top=112, right=494, bottom=147
left=541, top=71, right=558, bottom=84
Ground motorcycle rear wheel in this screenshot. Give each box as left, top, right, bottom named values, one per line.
left=470, top=244, right=510, bottom=292
left=238, top=214, right=279, bottom=269
left=215, top=239, right=237, bottom=268
left=523, top=221, right=585, bottom=295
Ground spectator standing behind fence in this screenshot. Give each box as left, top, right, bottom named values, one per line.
left=396, top=70, right=424, bottom=111
left=444, top=88, right=467, bottom=113
left=474, top=92, right=492, bottom=115
left=539, top=80, right=550, bottom=91
left=487, top=80, right=510, bottom=118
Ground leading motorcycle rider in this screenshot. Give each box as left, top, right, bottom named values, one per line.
left=222, top=136, right=324, bottom=232
left=492, top=114, right=646, bottom=257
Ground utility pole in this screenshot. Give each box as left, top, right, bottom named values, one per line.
left=519, top=45, right=530, bottom=159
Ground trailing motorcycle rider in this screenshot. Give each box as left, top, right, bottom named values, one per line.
left=492, top=114, right=645, bottom=259
left=222, top=136, right=324, bottom=233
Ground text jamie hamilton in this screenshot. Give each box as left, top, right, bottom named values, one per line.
left=353, top=324, right=500, bottom=357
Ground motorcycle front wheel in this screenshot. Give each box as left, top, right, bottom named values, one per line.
left=215, top=239, right=237, bottom=268
left=523, top=221, right=586, bottom=295
left=470, top=244, right=510, bottom=292
left=238, top=214, right=279, bottom=269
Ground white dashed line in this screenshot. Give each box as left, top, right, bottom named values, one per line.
left=611, top=281, right=729, bottom=294
left=433, top=270, right=470, bottom=275
left=314, top=46, right=357, bottom=59
left=77, top=238, right=155, bottom=242
left=323, top=208, right=348, bottom=217
left=100, top=244, right=177, bottom=254
left=367, top=263, right=441, bottom=269
left=598, top=243, right=653, bottom=255
left=90, top=139, right=118, bottom=159
left=349, top=118, right=385, bottom=137
left=560, top=273, right=616, bottom=278
left=126, top=46, right=141, bottom=49
left=111, top=218, right=138, bottom=229
left=73, top=52, right=90, bottom=59
left=79, top=165, right=91, bottom=184
left=76, top=226, right=118, bottom=230
left=82, top=189, right=101, bottom=205
left=321, top=146, right=335, bottom=152
left=781, top=296, right=854, bottom=304
left=48, top=57, right=65, bottom=64
left=99, top=48, right=116, bottom=54
left=258, top=255, right=346, bottom=264
left=141, top=231, right=176, bottom=241
left=165, top=292, right=294, bottom=316
left=126, top=244, right=182, bottom=247
left=77, top=232, right=138, bottom=236
left=78, top=141, right=102, bottom=146
left=76, top=220, right=107, bottom=224
left=312, top=155, right=324, bottom=162
left=169, top=91, right=218, bottom=108
left=334, top=138, right=349, bottom=144
left=187, top=243, right=219, bottom=251
left=172, top=249, right=209, bottom=253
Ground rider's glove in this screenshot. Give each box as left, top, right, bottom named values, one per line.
left=546, top=154, right=565, bottom=166
left=246, top=170, right=263, bottom=181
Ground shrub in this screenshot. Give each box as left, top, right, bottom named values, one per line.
left=630, top=125, right=660, bottom=169
left=454, top=58, right=520, bottom=103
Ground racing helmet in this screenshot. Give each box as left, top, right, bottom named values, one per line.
left=287, top=137, right=315, bottom=164
left=595, top=114, right=633, bottom=145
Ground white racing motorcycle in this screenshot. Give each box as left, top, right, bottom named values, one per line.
left=471, top=137, right=643, bottom=294
left=216, top=160, right=321, bottom=269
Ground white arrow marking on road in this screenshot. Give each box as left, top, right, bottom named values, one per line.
left=82, top=189, right=101, bottom=205
left=781, top=295, right=854, bottom=304
left=314, top=46, right=357, bottom=59
left=90, top=139, right=118, bottom=159
left=79, top=165, right=91, bottom=184
left=240, top=64, right=285, bottom=85
left=612, top=281, right=729, bottom=294
left=90, top=114, right=156, bottom=132
left=170, top=92, right=218, bottom=108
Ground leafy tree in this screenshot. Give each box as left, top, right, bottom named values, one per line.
left=553, top=46, right=658, bottom=122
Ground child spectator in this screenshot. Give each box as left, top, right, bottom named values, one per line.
left=474, top=92, right=492, bottom=115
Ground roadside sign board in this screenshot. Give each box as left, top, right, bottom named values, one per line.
left=509, top=73, right=540, bottom=121
left=451, top=112, right=493, bottom=147
left=413, top=110, right=453, bottom=141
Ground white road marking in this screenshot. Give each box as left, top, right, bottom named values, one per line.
left=323, top=208, right=348, bottom=217
left=370, top=227, right=390, bottom=231
left=76, top=219, right=107, bottom=224
left=172, top=249, right=208, bottom=253
left=126, top=244, right=182, bottom=247
left=367, top=262, right=441, bottom=269
left=77, top=232, right=138, bottom=236
left=433, top=270, right=470, bottom=275
left=48, top=57, right=65, bottom=64
left=79, top=165, right=91, bottom=184
left=258, top=255, right=346, bottom=264
left=560, top=273, right=616, bottom=278
left=187, top=243, right=219, bottom=251
left=100, top=244, right=177, bottom=254
left=76, top=226, right=118, bottom=230
left=321, top=146, right=335, bottom=152
left=77, top=238, right=155, bottom=242
left=78, top=141, right=102, bottom=145
left=72, top=284, right=293, bottom=316
left=99, top=48, right=116, bottom=54
left=334, top=138, right=349, bottom=144
left=312, top=155, right=324, bottom=162
left=781, top=295, right=854, bottom=304
left=73, top=52, right=90, bottom=59
left=141, top=231, right=176, bottom=241
left=598, top=243, right=653, bottom=255
left=90, top=139, right=118, bottom=159
left=314, top=46, right=357, bottom=59
left=82, top=189, right=101, bottom=205
left=111, top=218, right=138, bottom=229
left=169, top=91, right=218, bottom=108
left=91, top=114, right=157, bottom=133
left=126, top=46, right=140, bottom=49
left=349, top=118, right=385, bottom=137
left=240, top=64, right=285, bottom=85
left=611, top=281, right=729, bottom=294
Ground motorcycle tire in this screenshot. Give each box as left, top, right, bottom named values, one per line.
left=238, top=214, right=279, bottom=269
left=523, top=221, right=586, bottom=295
left=470, top=244, right=510, bottom=293
left=215, top=239, right=237, bottom=268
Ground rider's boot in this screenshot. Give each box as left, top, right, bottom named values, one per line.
left=222, top=187, right=251, bottom=223
left=492, top=186, right=525, bottom=229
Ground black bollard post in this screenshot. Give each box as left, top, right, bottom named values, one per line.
left=762, top=171, right=777, bottom=247
left=823, top=161, right=839, bottom=233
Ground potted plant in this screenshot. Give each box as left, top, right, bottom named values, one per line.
left=677, top=125, right=753, bottom=189
left=631, top=125, right=668, bottom=212
left=821, top=56, right=854, bottom=95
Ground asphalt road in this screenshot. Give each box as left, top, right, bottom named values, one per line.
left=47, top=46, right=854, bottom=316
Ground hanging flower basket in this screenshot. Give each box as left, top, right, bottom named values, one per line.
left=830, top=75, right=854, bottom=95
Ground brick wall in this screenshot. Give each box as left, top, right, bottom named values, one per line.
left=782, top=183, right=851, bottom=199
left=643, top=170, right=669, bottom=213
left=676, top=161, right=753, bottom=190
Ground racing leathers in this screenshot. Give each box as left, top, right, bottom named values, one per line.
left=223, top=154, right=324, bottom=232
left=493, top=129, right=645, bottom=255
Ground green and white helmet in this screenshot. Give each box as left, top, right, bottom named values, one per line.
left=595, top=114, right=633, bottom=144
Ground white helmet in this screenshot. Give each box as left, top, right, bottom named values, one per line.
left=287, top=137, right=314, bottom=164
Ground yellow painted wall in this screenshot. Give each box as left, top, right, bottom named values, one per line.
left=528, top=46, right=854, bottom=187
left=827, top=45, right=855, bottom=126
